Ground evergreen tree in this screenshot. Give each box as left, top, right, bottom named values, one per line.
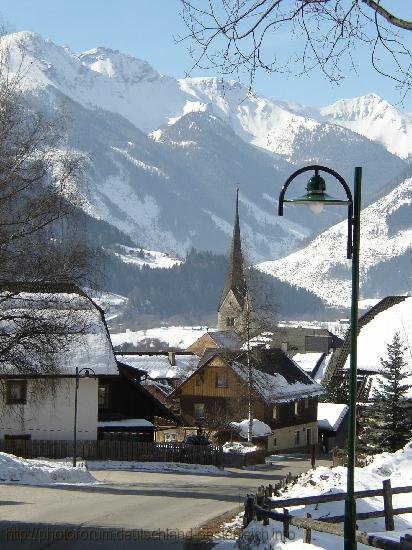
left=364, top=333, right=412, bottom=453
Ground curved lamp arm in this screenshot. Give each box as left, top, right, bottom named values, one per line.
left=278, top=165, right=354, bottom=259
left=77, top=367, right=97, bottom=378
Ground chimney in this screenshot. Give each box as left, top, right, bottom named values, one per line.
left=168, top=351, right=176, bottom=366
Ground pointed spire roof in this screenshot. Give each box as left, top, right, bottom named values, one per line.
left=219, top=189, right=247, bottom=309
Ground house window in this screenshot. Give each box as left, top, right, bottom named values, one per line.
left=294, top=430, right=300, bottom=446
left=273, top=437, right=277, bottom=447
left=306, top=428, right=312, bottom=446
left=281, top=342, right=288, bottom=352
left=272, top=405, right=279, bottom=421
left=194, top=403, right=205, bottom=420
left=294, top=401, right=299, bottom=416
left=216, top=372, right=228, bottom=388
left=226, top=317, right=235, bottom=327
left=304, top=398, right=309, bottom=408
left=164, top=432, right=178, bottom=442
left=195, top=374, right=203, bottom=386
left=98, top=385, right=109, bottom=409
left=6, top=380, right=27, bottom=404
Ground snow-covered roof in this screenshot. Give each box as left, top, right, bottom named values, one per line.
left=230, top=419, right=272, bottom=439
left=97, top=419, right=154, bottom=428
left=232, top=360, right=324, bottom=404
left=342, top=296, right=412, bottom=397
left=0, top=284, right=118, bottom=375
left=317, top=403, right=348, bottom=432
left=115, top=353, right=198, bottom=379
left=292, top=352, right=324, bottom=373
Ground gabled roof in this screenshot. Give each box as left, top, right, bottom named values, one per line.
left=115, top=352, right=197, bottom=379
left=208, top=330, right=244, bottom=349
left=218, top=189, right=247, bottom=309
left=318, top=403, right=348, bottom=432
left=173, top=348, right=324, bottom=403
left=324, top=295, right=408, bottom=384
left=0, top=282, right=118, bottom=376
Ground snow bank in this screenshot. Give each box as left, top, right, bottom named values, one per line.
left=230, top=419, right=272, bottom=439
left=253, top=441, right=412, bottom=549
left=0, top=453, right=95, bottom=485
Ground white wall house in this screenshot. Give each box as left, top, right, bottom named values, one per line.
left=0, top=283, right=118, bottom=441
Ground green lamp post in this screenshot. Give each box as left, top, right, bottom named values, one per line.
left=278, top=164, right=362, bottom=550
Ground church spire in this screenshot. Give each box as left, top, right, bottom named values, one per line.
left=217, top=189, right=247, bottom=331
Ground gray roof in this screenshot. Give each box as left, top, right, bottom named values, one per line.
left=209, top=330, right=243, bottom=349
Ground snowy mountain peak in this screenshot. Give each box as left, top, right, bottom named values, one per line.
left=321, top=94, right=412, bottom=159
left=79, top=47, right=163, bottom=83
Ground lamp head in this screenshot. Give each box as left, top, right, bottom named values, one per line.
left=284, top=170, right=350, bottom=214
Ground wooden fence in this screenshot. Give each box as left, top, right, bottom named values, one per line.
left=0, top=439, right=224, bottom=467
left=244, top=479, right=412, bottom=549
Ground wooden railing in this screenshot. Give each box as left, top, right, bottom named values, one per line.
left=244, top=479, right=412, bottom=549
left=0, top=439, right=224, bottom=467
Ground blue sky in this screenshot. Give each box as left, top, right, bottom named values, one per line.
left=2, top=0, right=412, bottom=110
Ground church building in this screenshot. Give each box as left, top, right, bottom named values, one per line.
left=217, top=189, right=247, bottom=334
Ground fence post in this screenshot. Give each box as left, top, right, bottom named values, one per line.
left=244, top=495, right=254, bottom=527
left=382, top=479, right=395, bottom=531
left=256, top=489, right=263, bottom=522
left=304, top=513, right=312, bottom=543
left=283, top=508, right=290, bottom=540
left=311, top=444, right=316, bottom=470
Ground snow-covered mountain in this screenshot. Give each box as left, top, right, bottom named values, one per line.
left=321, top=94, right=412, bottom=160
left=256, top=168, right=412, bottom=307
left=2, top=31, right=409, bottom=262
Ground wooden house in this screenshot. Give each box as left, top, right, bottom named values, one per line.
left=172, top=348, right=324, bottom=452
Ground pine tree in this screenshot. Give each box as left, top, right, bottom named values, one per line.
left=366, top=333, right=412, bottom=453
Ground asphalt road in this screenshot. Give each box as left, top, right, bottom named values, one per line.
left=0, top=455, right=330, bottom=549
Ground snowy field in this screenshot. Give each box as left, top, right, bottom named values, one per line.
left=0, top=453, right=96, bottom=485
left=110, top=325, right=211, bottom=349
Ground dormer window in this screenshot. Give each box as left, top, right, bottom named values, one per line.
left=226, top=317, right=235, bottom=327
left=272, top=405, right=279, bottom=421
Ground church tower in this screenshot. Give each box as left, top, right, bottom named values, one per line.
left=217, top=189, right=247, bottom=333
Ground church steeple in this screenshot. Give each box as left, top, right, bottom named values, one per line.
left=217, top=189, right=247, bottom=332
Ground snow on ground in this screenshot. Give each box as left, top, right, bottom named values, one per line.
left=110, top=326, right=211, bottom=349
left=110, top=245, right=182, bottom=269
left=238, top=442, right=412, bottom=549
left=0, top=453, right=96, bottom=485
left=87, top=461, right=226, bottom=475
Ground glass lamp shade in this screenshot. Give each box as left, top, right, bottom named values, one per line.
left=283, top=173, right=351, bottom=214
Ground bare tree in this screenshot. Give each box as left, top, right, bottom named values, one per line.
left=179, top=1, right=412, bottom=94
left=0, top=36, right=100, bottom=378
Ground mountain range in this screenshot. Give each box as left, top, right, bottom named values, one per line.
left=4, top=31, right=410, bottom=263
left=3, top=30, right=412, bottom=310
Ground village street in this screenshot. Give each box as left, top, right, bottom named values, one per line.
left=0, top=455, right=329, bottom=549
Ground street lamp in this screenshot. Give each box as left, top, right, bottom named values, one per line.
left=278, top=164, right=362, bottom=550
left=73, top=367, right=96, bottom=467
